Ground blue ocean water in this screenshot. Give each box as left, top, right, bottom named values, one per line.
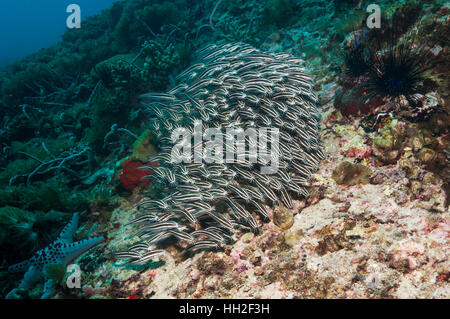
left=0, top=0, right=120, bottom=67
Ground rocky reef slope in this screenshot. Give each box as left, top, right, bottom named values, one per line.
left=0, top=0, right=448, bottom=299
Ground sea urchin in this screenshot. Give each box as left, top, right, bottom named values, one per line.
left=364, top=42, right=435, bottom=100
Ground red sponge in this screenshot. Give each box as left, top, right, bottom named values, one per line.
left=120, top=159, right=157, bottom=190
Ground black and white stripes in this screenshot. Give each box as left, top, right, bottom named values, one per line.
left=117, top=43, right=323, bottom=264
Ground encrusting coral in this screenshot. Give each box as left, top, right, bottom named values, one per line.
left=119, top=159, right=156, bottom=191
